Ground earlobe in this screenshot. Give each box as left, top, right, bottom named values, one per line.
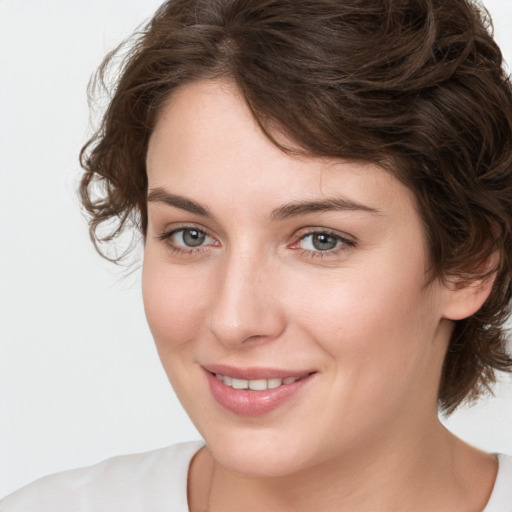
left=442, top=253, right=499, bottom=321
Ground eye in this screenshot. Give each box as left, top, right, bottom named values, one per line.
left=173, top=228, right=209, bottom=247
left=300, top=232, right=341, bottom=251
left=293, top=229, right=355, bottom=257
left=157, top=226, right=218, bottom=253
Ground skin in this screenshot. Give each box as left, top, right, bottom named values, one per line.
left=143, top=79, right=497, bottom=511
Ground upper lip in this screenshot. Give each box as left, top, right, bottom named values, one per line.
left=202, top=364, right=315, bottom=380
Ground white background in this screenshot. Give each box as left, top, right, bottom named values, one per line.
left=0, top=0, right=511, bottom=499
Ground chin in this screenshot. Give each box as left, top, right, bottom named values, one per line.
left=213, top=447, right=308, bottom=478
left=202, top=426, right=321, bottom=478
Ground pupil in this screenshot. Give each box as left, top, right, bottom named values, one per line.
left=183, top=229, right=205, bottom=247
left=312, top=233, right=337, bottom=251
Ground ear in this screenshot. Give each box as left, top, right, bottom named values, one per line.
left=442, top=252, right=499, bottom=321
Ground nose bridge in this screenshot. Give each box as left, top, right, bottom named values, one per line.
left=207, top=244, right=284, bottom=347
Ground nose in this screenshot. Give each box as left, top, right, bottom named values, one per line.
left=207, top=250, right=286, bottom=348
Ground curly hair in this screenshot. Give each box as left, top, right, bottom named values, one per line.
left=79, top=0, right=512, bottom=413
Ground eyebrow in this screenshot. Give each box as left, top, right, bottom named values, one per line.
left=147, top=188, right=212, bottom=217
left=147, top=187, right=380, bottom=221
left=270, top=197, right=380, bottom=221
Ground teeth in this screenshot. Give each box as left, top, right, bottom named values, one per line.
left=232, top=378, right=249, bottom=389
left=248, top=379, right=267, bottom=391
left=215, top=373, right=301, bottom=390
left=267, top=378, right=282, bottom=389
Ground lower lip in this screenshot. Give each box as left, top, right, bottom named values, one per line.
left=205, top=370, right=315, bottom=416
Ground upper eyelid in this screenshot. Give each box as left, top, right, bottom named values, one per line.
left=159, top=223, right=213, bottom=237
left=299, top=228, right=346, bottom=237
left=295, top=227, right=355, bottom=242
left=157, top=227, right=218, bottom=254
left=299, top=231, right=345, bottom=242
left=156, top=225, right=214, bottom=245
left=172, top=227, right=214, bottom=240
left=292, top=228, right=356, bottom=253
left=155, top=224, right=355, bottom=249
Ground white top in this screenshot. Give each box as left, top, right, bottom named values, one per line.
left=484, top=453, right=512, bottom=512
left=1, top=442, right=511, bottom=511
left=0, top=441, right=203, bottom=512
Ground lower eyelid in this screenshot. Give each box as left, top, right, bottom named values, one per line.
left=299, top=241, right=353, bottom=259
left=157, top=226, right=353, bottom=255
left=157, top=227, right=219, bottom=252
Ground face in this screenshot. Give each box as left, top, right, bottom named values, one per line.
left=143, top=80, right=455, bottom=477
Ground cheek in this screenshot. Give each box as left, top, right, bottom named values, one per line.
left=293, top=270, right=444, bottom=440
left=294, top=261, right=440, bottom=374
left=142, top=255, right=211, bottom=354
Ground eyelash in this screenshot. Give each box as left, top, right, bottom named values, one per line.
left=156, top=226, right=355, bottom=259
left=293, top=230, right=355, bottom=259
left=156, top=225, right=217, bottom=256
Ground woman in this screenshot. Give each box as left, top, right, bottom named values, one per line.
left=2, top=0, right=512, bottom=510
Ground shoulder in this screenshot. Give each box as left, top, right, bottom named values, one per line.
left=0, top=440, right=204, bottom=512
left=483, top=453, right=512, bottom=512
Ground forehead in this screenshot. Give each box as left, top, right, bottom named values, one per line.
left=146, top=79, right=418, bottom=222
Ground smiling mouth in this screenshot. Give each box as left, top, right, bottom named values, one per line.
left=204, top=368, right=316, bottom=415
left=213, top=372, right=306, bottom=391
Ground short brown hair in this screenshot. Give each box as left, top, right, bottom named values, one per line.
left=79, top=0, right=512, bottom=413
